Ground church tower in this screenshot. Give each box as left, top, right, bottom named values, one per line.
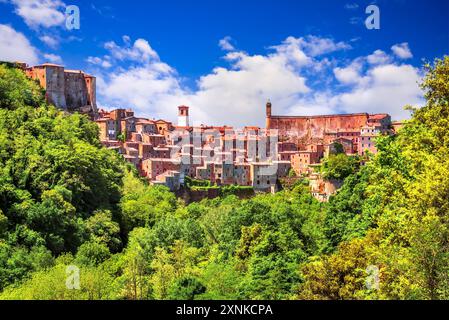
left=266, top=100, right=272, bottom=129
left=178, top=105, right=190, bottom=127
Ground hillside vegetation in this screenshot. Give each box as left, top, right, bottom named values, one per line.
left=0, top=57, right=448, bottom=300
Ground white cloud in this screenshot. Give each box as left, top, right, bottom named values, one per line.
left=218, top=36, right=235, bottom=51
left=288, top=63, right=423, bottom=121
left=86, top=56, right=112, bottom=68
left=98, top=35, right=316, bottom=126
left=11, top=0, right=66, bottom=29
left=0, top=24, right=39, bottom=65
left=39, top=34, right=59, bottom=48
left=43, top=53, right=62, bottom=64
left=291, top=35, right=351, bottom=57
left=334, top=60, right=363, bottom=84
left=97, top=63, right=186, bottom=122
left=104, top=38, right=159, bottom=62
left=330, top=50, right=422, bottom=120
left=95, top=35, right=423, bottom=127
left=391, top=42, right=413, bottom=59
left=271, top=37, right=312, bottom=67
left=88, top=37, right=160, bottom=70
left=187, top=48, right=311, bottom=126
left=367, top=50, right=391, bottom=65
left=338, top=64, right=422, bottom=120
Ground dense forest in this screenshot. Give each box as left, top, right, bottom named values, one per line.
left=0, top=57, right=448, bottom=300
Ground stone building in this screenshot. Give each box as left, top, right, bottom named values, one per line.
left=142, top=158, right=181, bottom=181
left=25, top=63, right=97, bottom=118
left=265, top=101, right=392, bottom=156
left=250, top=163, right=278, bottom=192
left=266, top=101, right=390, bottom=141
left=291, top=151, right=321, bottom=175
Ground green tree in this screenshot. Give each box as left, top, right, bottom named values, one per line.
left=85, top=210, right=122, bottom=252
left=322, top=154, right=359, bottom=181
left=76, top=241, right=111, bottom=267
left=0, top=209, right=7, bottom=237
left=168, top=276, right=206, bottom=300
left=298, top=57, right=449, bottom=300
left=0, top=64, right=44, bottom=110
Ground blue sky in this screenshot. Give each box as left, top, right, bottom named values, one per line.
left=0, top=0, right=448, bottom=126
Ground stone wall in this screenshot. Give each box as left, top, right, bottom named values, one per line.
left=268, top=113, right=370, bottom=141
left=26, top=65, right=67, bottom=109
left=46, top=65, right=68, bottom=109
left=64, top=71, right=89, bottom=111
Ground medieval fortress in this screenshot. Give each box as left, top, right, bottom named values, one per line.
left=18, top=62, right=98, bottom=118
left=19, top=62, right=402, bottom=201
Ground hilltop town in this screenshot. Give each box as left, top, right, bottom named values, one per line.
left=0, top=0, right=446, bottom=302
left=19, top=62, right=403, bottom=201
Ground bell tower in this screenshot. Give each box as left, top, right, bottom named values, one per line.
left=266, top=99, right=272, bottom=129
left=178, top=105, right=190, bottom=127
